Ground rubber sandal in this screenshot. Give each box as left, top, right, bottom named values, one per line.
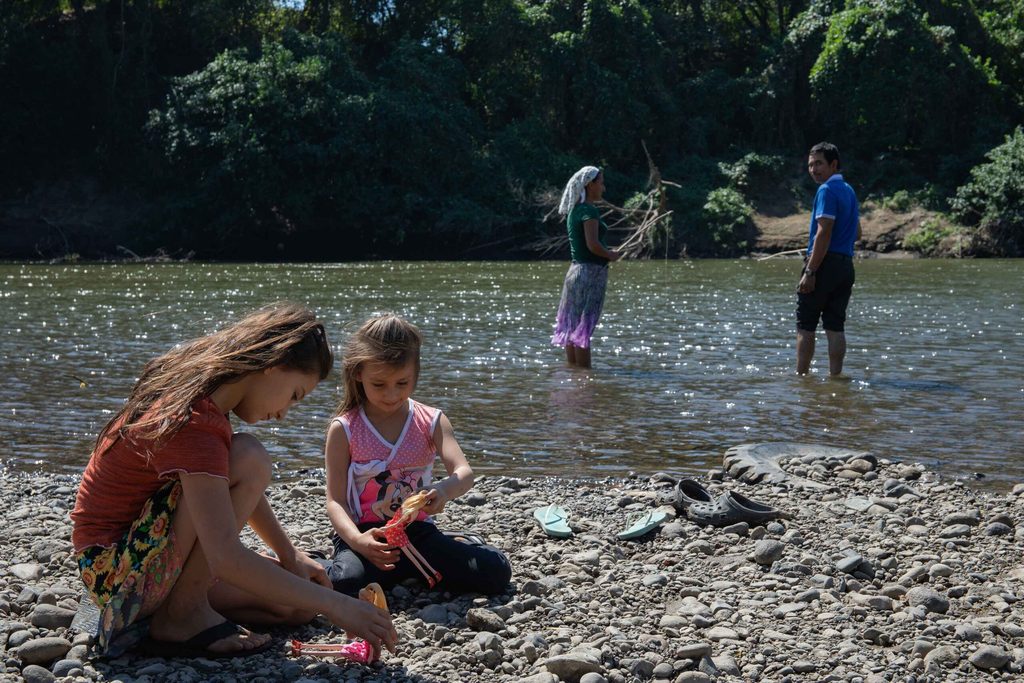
left=532, top=504, right=573, bottom=538
left=670, top=479, right=715, bottom=514
left=141, top=621, right=271, bottom=659
left=617, top=509, right=668, bottom=540
left=686, top=491, right=784, bottom=527
left=442, top=530, right=487, bottom=546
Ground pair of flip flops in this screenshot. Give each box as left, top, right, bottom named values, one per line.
left=667, top=478, right=786, bottom=527
left=531, top=504, right=669, bottom=540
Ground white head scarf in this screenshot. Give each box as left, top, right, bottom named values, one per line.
left=558, top=166, right=601, bottom=216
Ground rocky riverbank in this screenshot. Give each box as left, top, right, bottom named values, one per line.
left=2, top=451, right=1023, bottom=682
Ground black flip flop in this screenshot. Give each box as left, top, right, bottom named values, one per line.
left=141, top=621, right=272, bottom=659
left=443, top=530, right=487, bottom=545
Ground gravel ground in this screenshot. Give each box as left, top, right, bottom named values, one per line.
left=2, top=451, right=1023, bottom=683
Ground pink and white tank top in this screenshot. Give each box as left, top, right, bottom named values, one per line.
left=335, top=399, right=441, bottom=524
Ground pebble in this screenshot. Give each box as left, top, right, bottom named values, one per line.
left=836, top=555, right=863, bottom=574
left=29, top=604, right=76, bottom=629
left=1, top=465, right=1022, bottom=683
left=675, top=673, right=712, bottom=683
left=906, top=586, right=950, bottom=614
left=969, top=644, right=1010, bottom=669
left=14, top=637, right=72, bottom=665
left=8, top=564, right=44, bottom=582
left=20, top=664, right=55, bottom=683
left=544, top=648, right=603, bottom=680
left=751, top=540, right=784, bottom=565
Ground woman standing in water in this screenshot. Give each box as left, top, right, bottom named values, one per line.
left=551, top=166, right=621, bottom=368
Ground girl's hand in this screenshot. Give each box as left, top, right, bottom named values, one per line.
left=355, top=527, right=399, bottom=571
left=326, top=594, right=398, bottom=654
left=419, top=485, right=450, bottom=515
left=281, top=549, right=331, bottom=588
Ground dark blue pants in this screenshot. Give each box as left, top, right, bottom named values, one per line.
left=327, top=521, right=512, bottom=596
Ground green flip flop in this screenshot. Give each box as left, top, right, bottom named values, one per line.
left=616, top=509, right=668, bottom=540
left=532, top=504, right=573, bottom=538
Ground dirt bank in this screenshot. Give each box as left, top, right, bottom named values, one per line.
left=752, top=203, right=950, bottom=256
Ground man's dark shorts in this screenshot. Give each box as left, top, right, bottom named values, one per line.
left=796, top=252, right=855, bottom=332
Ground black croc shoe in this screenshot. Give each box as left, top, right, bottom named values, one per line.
left=686, top=490, right=784, bottom=527
left=669, top=479, right=715, bottom=514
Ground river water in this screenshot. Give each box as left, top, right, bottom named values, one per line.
left=1, top=260, right=1021, bottom=488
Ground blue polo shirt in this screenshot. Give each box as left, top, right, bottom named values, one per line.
left=808, top=174, right=859, bottom=257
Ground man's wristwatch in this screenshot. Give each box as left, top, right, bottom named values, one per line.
left=804, top=267, right=816, bottom=277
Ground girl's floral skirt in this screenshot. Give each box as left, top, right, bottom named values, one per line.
left=76, top=481, right=185, bottom=656
left=551, top=262, right=609, bottom=349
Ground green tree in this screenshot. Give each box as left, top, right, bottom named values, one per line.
left=809, top=0, right=1009, bottom=158
left=951, top=127, right=1024, bottom=255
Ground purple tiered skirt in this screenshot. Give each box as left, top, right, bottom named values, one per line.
left=551, top=262, right=608, bottom=349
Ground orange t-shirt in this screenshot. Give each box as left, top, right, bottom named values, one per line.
left=71, top=397, right=232, bottom=552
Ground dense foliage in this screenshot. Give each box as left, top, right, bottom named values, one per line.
left=1, top=0, right=1022, bottom=258
left=951, top=127, right=1024, bottom=255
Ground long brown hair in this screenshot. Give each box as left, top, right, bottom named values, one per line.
left=97, top=302, right=333, bottom=451
left=333, top=314, right=421, bottom=417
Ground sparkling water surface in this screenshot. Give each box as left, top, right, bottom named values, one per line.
left=1, top=260, right=1021, bottom=488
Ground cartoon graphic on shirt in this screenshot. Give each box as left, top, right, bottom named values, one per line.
left=368, top=470, right=426, bottom=521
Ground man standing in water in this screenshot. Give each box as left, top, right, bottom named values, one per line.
left=797, top=142, right=860, bottom=376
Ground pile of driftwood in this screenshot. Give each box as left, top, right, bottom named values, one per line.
left=533, top=142, right=677, bottom=259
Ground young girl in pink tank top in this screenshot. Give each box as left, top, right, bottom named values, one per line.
left=323, top=314, right=511, bottom=596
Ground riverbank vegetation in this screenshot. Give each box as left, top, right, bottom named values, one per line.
left=1, top=1, right=1022, bottom=259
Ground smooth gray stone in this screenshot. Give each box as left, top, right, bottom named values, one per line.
left=939, top=524, right=971, bottom=538
left=50, top=659, right=83, bottom=677
left=626, top=660, right=655, bottom=680
left=851, top=593, right=894, bottom=611
left=136, top=662, right=172, bottom=676
left=15, top=637, right=72, bottom=665
left=793, top=660, right=818, bottom=673
left=519, top=674, right=558, bottom=683
left=954, top=624, right=983, bottom=641
left=29, top=604, right=76, bottom=629
left=651, top=663, right=675, bottom=679
left=998, top=622, right=1024, bottom=638
left=465, top=492, right=487, bottom=506
left=418, top=604, right=449, bottom=624
left=8, top=563, right=45, bottom=581
left=751, top=540, right=784, bottom=565
left=844, top=496, right=874, bottom=512
left=923, top=645, right=961, bottom=669
left=712, top=654, right=741, bottom=676
left=677, top=642, right=712, bottom=659
left=837, top=555, right=864, bottom=574
left=969, top=645, right=1010, bottom=670
left=579, top=674, right=608, bottom=683
left=722, top=522, right=749, bottom=536
left=675, top=673, right=713, bottom=683
left=770, top=560, right=812, bottom=577
left=941, top=510, right=980, bottom=526
left=21, top=665, right=55, bottom=683
left=985, top=522, right=1013, bottom=536
left=466, top=608, right=505, bottom=632
left=907, top=586, right=950, bottom=614
left=475, top=632, right=502, bottom=652
left=8, top=630, right=34, bottom=649
left=544, top=649, right=603, bottom=681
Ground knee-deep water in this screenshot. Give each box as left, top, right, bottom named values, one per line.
left=1, top=259, right=1021, bottom=488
